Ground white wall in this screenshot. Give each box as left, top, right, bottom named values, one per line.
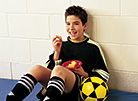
left=0, top=0, right=138, bottom=92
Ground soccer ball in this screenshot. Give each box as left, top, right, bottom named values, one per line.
left=79, top=77, right=109, bottom=101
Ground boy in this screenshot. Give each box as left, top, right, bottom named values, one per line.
left=6, top=5, right=109, bottom=101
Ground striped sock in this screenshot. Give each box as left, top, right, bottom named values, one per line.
left=43, top=76, right=65, bottom=101
left=6, top=74, right=37, bottom=101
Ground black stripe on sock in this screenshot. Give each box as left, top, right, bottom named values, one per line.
left=50, top=76, right=65, bottom=85
left=48, top=81, right=64, bottom=92
left=21, top=76, right=34, bottom=89
left=25, top=74, right=37, bottom=84
left=19, top=79, right=33, bottom=92
left=47, top=76, right=65, bottom=95
left=18, top=74, right=37, bottom=92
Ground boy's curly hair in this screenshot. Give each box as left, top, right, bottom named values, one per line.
left=65, top=5, right=88, bottom=25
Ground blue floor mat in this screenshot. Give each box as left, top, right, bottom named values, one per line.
left=1, top=78, right=138, bottom=101
left=107, top=90, right=138, bottom=101
left=0, top=78, right=41, bottom=101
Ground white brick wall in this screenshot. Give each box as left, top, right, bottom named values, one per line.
left=12, top=63, right=34, bottom=79
left=0, top=38, right=30, bottom=62
left=0, top=0, right=26, bottom=13
left=0, top=14, right=8, bottom=36
left=71, top=0, right=120, bottom=15
left=31, top=40, right=53, bottom=63
left=96, top=17, right=138, bottom=44
left=8, top=14, right=49, bottom=39
left=122, top=0, right=138, bottom=16
left=27, top=0, right=70, bottom=14
left=0, top=0, right=138, bottom=92
left=50, top=15, right=68, bottom=39
left=0, top=62, right=11, bottom=79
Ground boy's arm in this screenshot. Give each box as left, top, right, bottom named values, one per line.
left=52, top=35, right=62, bottom=61
left=45, top=53, right=55, bottom=70
left=53, top=51, right=60, bottom=61
left=45, top=52, right=63, bottom=70
left=46, top=35, right=63, bottom=69
left=88, top=45, right=109, bottom=82
left=91, top=54, right=109, bottom=82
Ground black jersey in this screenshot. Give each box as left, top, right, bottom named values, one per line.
left=46, top=36, right=109, bottom=82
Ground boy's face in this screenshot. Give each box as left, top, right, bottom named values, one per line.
left=65, top=15, right=88, bottom=42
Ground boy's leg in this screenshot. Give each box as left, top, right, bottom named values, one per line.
left=43, top=65, right=76, bottom=101
left=6, top=65, right=51, bottom=101
left=36, top=87, right=47, bottom=100
left=6, top=74, right=37, bottom=101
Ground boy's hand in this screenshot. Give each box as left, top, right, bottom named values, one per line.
left=73, top=66, right=88, bottom=78
left=52, top=35, right=62, bottom=61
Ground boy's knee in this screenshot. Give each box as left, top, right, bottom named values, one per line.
left=32, top=65, right=42, bottom=70
left=52, top=66, right=65, bottom=76
left=29, top=65, right=45, bottom=73
left=53, top=65, right=64, bottom=72
left=29, top=65, right=48, bottom=81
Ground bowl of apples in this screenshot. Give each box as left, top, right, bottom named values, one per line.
left=62, top=60, right=82, bottom=70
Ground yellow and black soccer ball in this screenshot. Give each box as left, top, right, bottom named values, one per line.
left=79, top=77, right=109, bottom=101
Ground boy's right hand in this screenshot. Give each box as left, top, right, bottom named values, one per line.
left=52, top=35, right=62, bottom=61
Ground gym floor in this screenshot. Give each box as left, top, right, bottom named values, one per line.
left=1, top=78, right=138, bottom=101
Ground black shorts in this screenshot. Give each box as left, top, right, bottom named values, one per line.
left=61, top=73, right=85, bottom=101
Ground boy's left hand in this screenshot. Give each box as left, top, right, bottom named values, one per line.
left=73, top=66, right=88, bottom=78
